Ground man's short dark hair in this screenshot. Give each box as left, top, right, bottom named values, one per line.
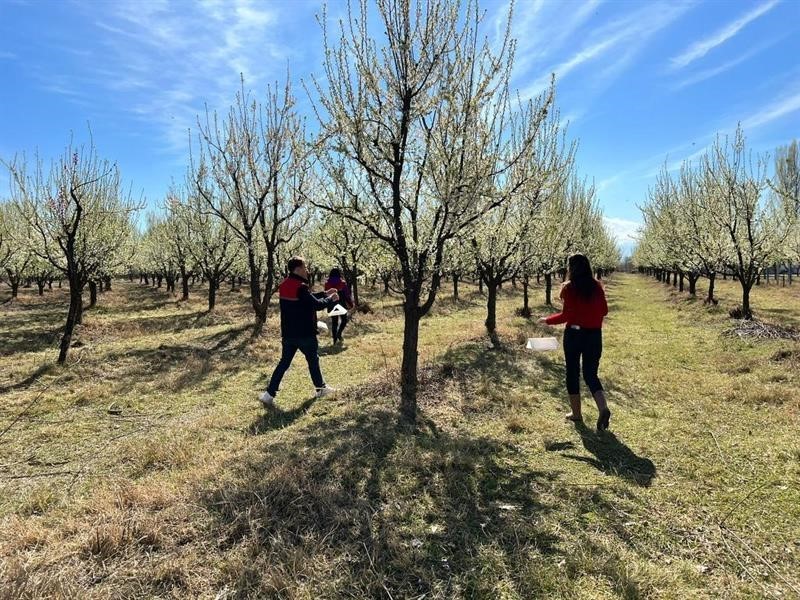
left=287, top=256, right=306, bottom=273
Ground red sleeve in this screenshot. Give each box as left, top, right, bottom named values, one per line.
left=598, top=283, right=608, bottom=317
left=544, top=285, right=570, bottom=325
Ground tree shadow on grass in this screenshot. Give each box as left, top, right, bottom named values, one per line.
left=0, top=325, right=63, bottom=357
left=434, top=340, right=532, bottom=405
left=0, top=363, right=56, bottom=394
left=89, top=324, right=254, bottom=392
left=247, top=396, right=317, bottom=434
left=198, top=398, right=563, bottom=598
left=562, top=422, right=656, bottom=487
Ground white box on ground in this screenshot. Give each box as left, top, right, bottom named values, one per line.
left=317, top=321, right=329, bottom=333
left=328, top=304, right=348, bottom=317
left=526, top=337, right=559, bottom=351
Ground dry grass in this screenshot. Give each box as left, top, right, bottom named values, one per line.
left=0, top=276, right=799, bottom=598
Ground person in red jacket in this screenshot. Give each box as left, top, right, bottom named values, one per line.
left=259, top=256, right=339, bottom=408
left=539, top=253, right=611, bottom=431
left=324, top=268, right=354, bottom=344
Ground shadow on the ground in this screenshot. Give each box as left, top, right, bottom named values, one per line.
left=84, top=323, right=254, bottom=392
left=562, top=421, right=656, bottom=487
left=433, top=340, right=531, bottom=407
left=248, top=396, right=318, bottom=434
left=0, top=363, right=56, bottom=394
left=0, top=325, right=63, bottom=357
left=198, top=399, right=563, bottom=597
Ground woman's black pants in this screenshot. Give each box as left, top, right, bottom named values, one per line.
left=563, top=327, right=603, bottom=395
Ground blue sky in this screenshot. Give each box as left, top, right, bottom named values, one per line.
left=1, top=0, right=799, bottom=253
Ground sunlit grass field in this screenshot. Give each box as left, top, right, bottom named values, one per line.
left=1, top=273, right=799, bottom=598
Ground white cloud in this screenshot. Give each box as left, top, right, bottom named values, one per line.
left=46, top=0, right=301, bottom=156
left=669, top=0, right=779, bottom=70
left=741, top=89, right=800, bottom=130
left=603, top=217, right=642, bottom=242
left=518, top=1, right=693, bottom=101
left=672, top=42, right=772, bottom=90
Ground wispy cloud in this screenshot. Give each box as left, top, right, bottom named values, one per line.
left=741, top=88, right=800, bottom=130
left=519, top=1, right=693, bottom=100
left=41, top=0, right=305, bottom=157
left=0, top=51, right=16, bottom=60
left=671, top=39, right=776, bottom=90
left=668, top=0, right=779, bottom=70
left=507, top=0, right=602, bottom=76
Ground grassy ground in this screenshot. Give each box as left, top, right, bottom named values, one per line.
left=0, top=274, right=799, bottom=599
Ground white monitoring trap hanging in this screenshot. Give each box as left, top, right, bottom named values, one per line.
left=525, top=337, right=559, bottom=351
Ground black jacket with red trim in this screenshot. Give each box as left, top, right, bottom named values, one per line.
left=278, top=273, right=335, bottom=338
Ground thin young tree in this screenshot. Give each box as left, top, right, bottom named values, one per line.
left=184, top=192, right=240, bottom=310
left=190, top=77, right=309, bottom=333
left=0, top=203, right=31, bottom=300
left=471, top=103, right=572, bottom=343
left=701, top=127, right=790, bottom=319
left=311, top=0, right=549, bottom=425
left=772, top=140, right=799, bottom=282
left=7, top=138, right=139, bottom=363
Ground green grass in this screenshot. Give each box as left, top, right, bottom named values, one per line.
left=0, top=274, right=798, bottom=599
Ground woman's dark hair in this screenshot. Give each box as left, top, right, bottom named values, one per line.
left=567, top=253, right=597, bottom=300
left=328, top=267, right=342, bottom=279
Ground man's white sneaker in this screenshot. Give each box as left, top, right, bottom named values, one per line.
left=259, top=390, right=275, bottom=407
left=315, top=385, right=337, bottom=399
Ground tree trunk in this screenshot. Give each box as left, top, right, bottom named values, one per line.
left=706, top=272, right=716, bottom=304
left=48, top=279, right=53, bottom=290
left=37, top=281, right=45, bottom=296
left=75, top=290, right=83, bottom=324
left=741, top=283, right=753, bottom=319
left=452, top=273, right=459, bottom=302
left=58, top=282, right=82, bottom=364
left=11, top=281, right=19, bottom=298
left=485, top=281, right=499, bottom=343
left=143, top=274, right=149, bottom=285
left=478, top=277, right=484, bottom=294
left=104, top=275, right=111, bottom=292
left=98, top=278, right=104, bottom=293
left=180, top=271, right=189, bottom=300
left=522, top=275, right=530, bottom=315
left=89, top=280, right=97, bottom=308
left=208, top=278, right=217, bottom=311
left=544, top=272, right=553, bottom=306
left=400, top=305, right=420, bottom=427
left=350, top=274, right=360, bottom=306
left=247, top=247, right=267, bottom=332
left=679, top=273, right=684, bottom=292
left=688, top=273, right=699, bottom=296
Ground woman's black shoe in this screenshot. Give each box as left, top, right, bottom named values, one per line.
left=597, top=408, right=611, bottom=432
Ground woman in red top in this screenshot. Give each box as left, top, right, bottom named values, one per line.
left=539, top=253, right=611, bottom=431
left=324, top=268, right=354, bottom=344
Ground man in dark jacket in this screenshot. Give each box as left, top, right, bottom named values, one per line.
left=259, top=256, right=339, bottom=407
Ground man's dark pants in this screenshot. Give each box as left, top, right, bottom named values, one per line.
left=266, top=336, right=324, bottom=397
